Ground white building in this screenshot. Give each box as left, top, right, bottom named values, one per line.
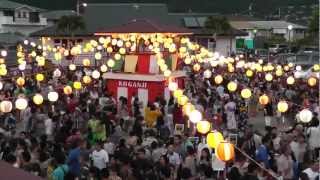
left=0, top=0, right=47, bottom=36
left=230, top=20, right=307, bottom=42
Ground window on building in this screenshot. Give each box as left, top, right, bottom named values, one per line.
left=22, top=12, right=27, bottom=18
left=17, top=12, right=22, bottom=18
left=29, top=12, right=40, bottom=23
left=3, top=10, right=14, bottom=16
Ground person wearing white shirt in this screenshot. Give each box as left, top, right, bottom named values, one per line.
left=166, top=144, right=181, bottom=168
left=91, top=142, right=109, bottom=178
left=44, top=112, right=53, bottom=137
left=303, top=162, right=319, bottom=180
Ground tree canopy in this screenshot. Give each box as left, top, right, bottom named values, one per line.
left=57, top=15, right=86, bottom=36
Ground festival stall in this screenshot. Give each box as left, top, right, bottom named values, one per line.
left=94, top=19, right=192, bottom=104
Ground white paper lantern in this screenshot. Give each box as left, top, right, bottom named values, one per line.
left=15, top=98, right=28, bottom=110
left=69, top=64, right=76, bottom=71
left=18, top=64, right=26, bottom=71
left=295, top=65, right=302, bottom=71
left=189, top=110, right=202, bottom=123
left=168, top=82, right=178, bottom=91
left=0, top=100, right=12, bottom=113
left=48, top=91, right=59, bottom=102
left=53, top=68, right=61, bottom=78
left=298, top=109, right=313, bottom=123
left=100, top=64, right=108, bottom=73
left=1, top=50, right=7, bottom=57
left=203, top=69, right=212, bottom=78
left=0, top=81, right=3, bottom=90
left=92, top=70, right=100, bottom=79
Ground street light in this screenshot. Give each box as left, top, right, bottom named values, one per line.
left=76, top=0, right=87, bottom=15
left=288, top=25, right=293, bottom=53
left=253, top=28, right=257, bottom=50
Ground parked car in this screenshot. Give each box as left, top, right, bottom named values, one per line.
left=269, top=44, right=289, bottom=54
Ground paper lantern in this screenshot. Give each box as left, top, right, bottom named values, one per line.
left=259, top=94, right=269, bottom=105
left=82, top=75, right=92, bottom=84
left=206, top=131, right=224, bottom=149
left=193, top=64, right=201, bottom=71
left=100, top=64, right=108, bottom=73
left=73, top=81, right=82, bottom=90
left=189, top=109, right=202, bottom=123
left=308, top=77, right=317, bottom=86
left=53, top=69, right=61, bottom=78
left=15, top=98, right=28, bottom=110
left=92, top=70, right=101, bottom=79
left=173, top=89, right=183, bottom=98
left=18, top=64, right=25, bottom=71
left=114, top=53, right=121, bottom=60
left=177, top=95, right=188, bottom=106
left=214, top=75, right=223, bottom=84
left=196, top=120, right=211, bottom=134
left=216, top=142, right=235, bottom=162
left=298, top=109, right=313, bottom=123
left=33, top=94, right=43, bottom=105
left=246, top=70, right=253, bottom=77
left=276, top=69, right=283, bottom=77
left=95, top=52, right=102, bottom=60
left=227, top=81, right=237, bottom=92
left=36, top=73, right=44, bottom=82
left=313, top=64, right=320, bottom=71
left=48, top=91, right=59, bottom=102
left=204, top=70, right=212, bottom=78
left=286, top=76, right=295, bottom=85
left=0, top=101, right=12, bottom=113
left=1, top=50, right=7, bottom=57
left=0, top=81, right=2, bottom=90
left=63, top=86, right=73, bottom=95
left=241, top=88, right=252, bottom=99
left=168, top=82, right=178, bottom=91
left=69, top=64, right=76, bottom=71
left=160, top=64, right=168, bottom=72
left=107, top=59, right=115, bottom=68
left=16, top=77, right=25, bottom=86
left=182, top=103, right=195, bottom=116
left=296, top=65, right=302, bottom=71
left=284, top=65, right=290, bottom=71
left=265, top=73, right=273, bottom=81
left=0, top=68, right=7, bottom=76
left=277, top=101, right=288, bottom=113
left=82, top=58, right=91, bottom=66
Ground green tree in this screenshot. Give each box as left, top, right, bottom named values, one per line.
left=204, top=16, right=232, bottom=35
left=57, top=15, right=86, bottom=37
left=308, top=9, right=319, bottom=37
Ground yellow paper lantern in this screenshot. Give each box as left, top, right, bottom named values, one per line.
left=0, top=100, right=12, bottom=113
left=16, top=77, right=25, bottom=86
left=207, top=131, right=224, bottom=149
left=107, top=47, right=113, bottom=53
left=216, top=141, right=235, bottom=162
left=259, top=94, right=269, bottom=105
left=277, top=101, right=288, bottom=113
left=63, top=86, right=73, bottom=95
left=36, top=73, right=44, bottom=82
left=114, top=53, right=121, bottom=60
left=265, top=73, right=273, bottom=81
left=313, top=64, right=320, bottom=72
left=82, top=75, right=92, bottom=84
left=284, top=65, right=290, bottom=71
left=15, top=98, right=28, bottom=110
left=95, top=52, right=102, bottom=60
left=0, top=68, right=7, bottom=76
left=33, top=94, right=43, bottom=105
left=177, top=95, right=188, bottom=106
left=275, top=69, right=283, bottom=77
left=246, top=70, right=253, bottom=77
left=227, top=81, right=237, bottom=92
left=193, top=63, right=201, bottom=71
left=307, top=77, right=317, bottom=87
left=107, top=59, right=115, bottom=68
left=286, top=76, right=295, bottom=85
left=173, top=89, right=183, bottom=98
left=241, top=88, right=252, bottom=99
left=214, top=75, right=223, bottom=84
left=73, top=81, right=82, bottom=90
left=182, top=103, right=195, bottom=116
left=82, top=58, right=91, bottom=67
left=189, top=109, right=202, bottom=123
left=119, top=48, right=126, bottom=55
left=196, top=120, right=211, bottom=134
left=48, top=91, right=59, bottom=102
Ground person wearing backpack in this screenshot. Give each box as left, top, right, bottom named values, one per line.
left=51, top=152, right=69, bottom=180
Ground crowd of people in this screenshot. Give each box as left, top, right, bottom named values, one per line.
left=0, top=61, right=318, bottom=180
